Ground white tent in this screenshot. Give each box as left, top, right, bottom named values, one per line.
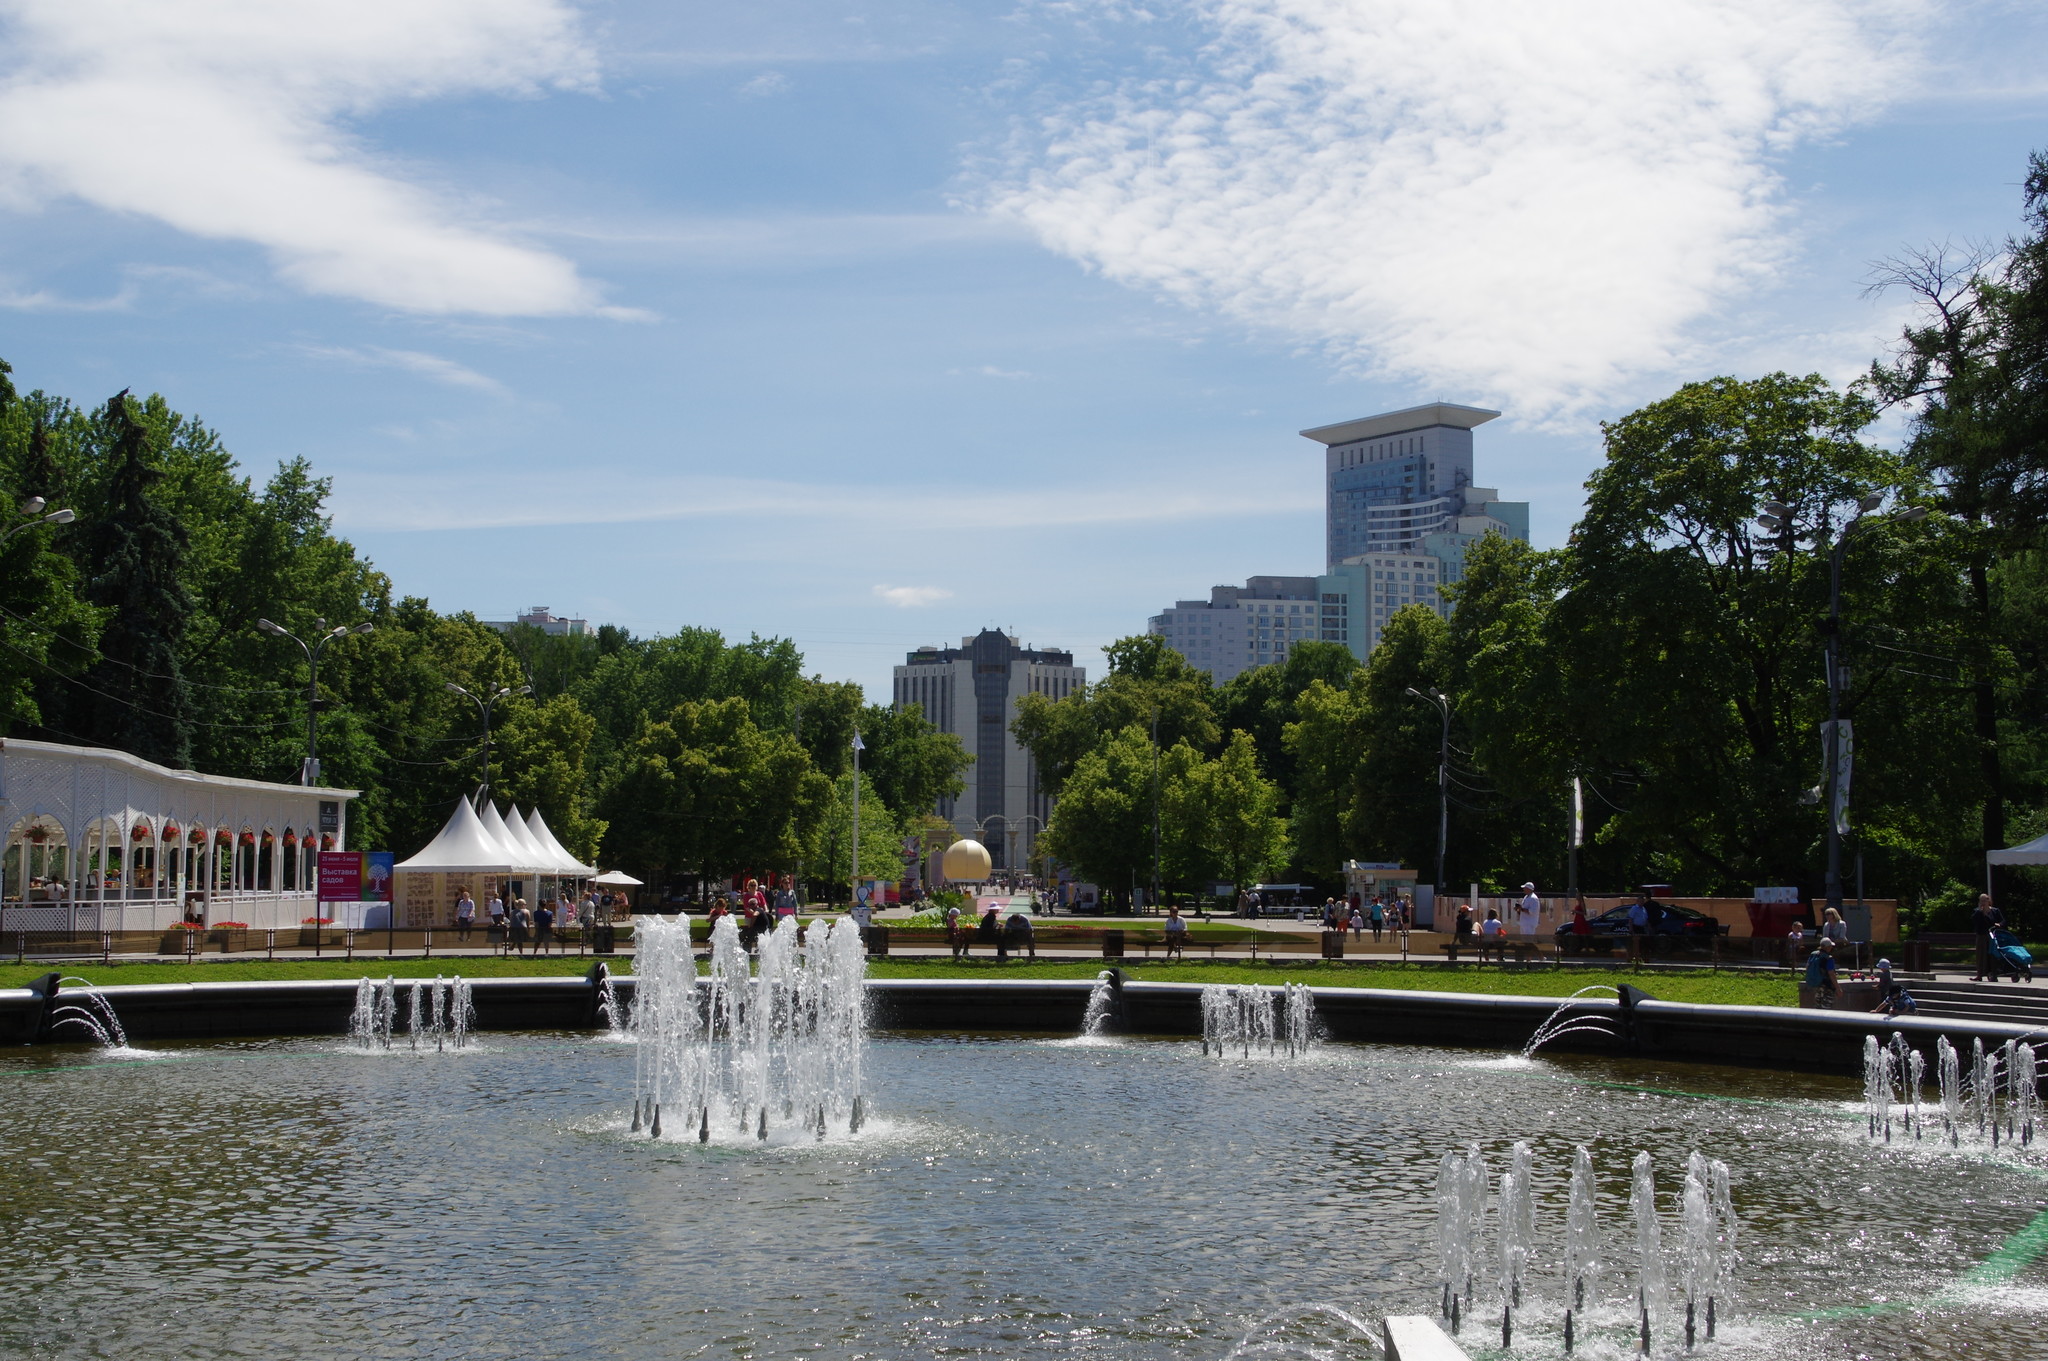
left=1987, top=831, right=2048, bottom=866
left=495, top=803, right=555, bottom=870
left=592, top=870, right=642, bottom=886
left=396, top=797, right=521, bottom=874
left=477, top=799, right=544, bottom=872
left=525, top=806, right=594, bottom=876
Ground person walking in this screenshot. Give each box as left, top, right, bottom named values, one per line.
left=533, top=899, right=555, bottom=955
left=510, top=899, right=531, bottom=955
left=947, top=901, right=967, bottom=960
left=1971, top=892, right=2006, bottom=982
left=771, top=874, right=799, bottom=919
left=1516, top=882, right=1540, bottom=937
left=1348, top=900, right=1365, bottom=940
left=1368, top=896, right=1385, bottom=942
left=487, top=892, right=506, bottom=941
left=455, top=889, right=476, bottom=943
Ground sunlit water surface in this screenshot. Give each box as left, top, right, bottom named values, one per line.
left=1, top=1032, right=2044, bottom=1360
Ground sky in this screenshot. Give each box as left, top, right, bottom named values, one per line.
left=1, top=0, right=2044, bottom=699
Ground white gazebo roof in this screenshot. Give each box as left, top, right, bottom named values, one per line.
left=495, top=802, right=554, bottom=868
left=525, top=806, right=594, bottom=875
left=395, top=797, right=522, bottom=874
left=476, top=799, right=544, bottom=873
left=592, top=869, right=642, bottom=886
left=1988, top=831, right=2048, bottom=866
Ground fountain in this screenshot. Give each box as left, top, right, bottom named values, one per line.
left=1632, top=1150, right=1665, bottom=1349
left=630, top=914, right=868, bottom=1143
left=1081, top=971, right=1117, bottom=1037
left=344, top=976, right=471, bottom=1052
left=1863, top=1034, right=1894, bottom=1141
left=596, top=967, right=629, bottom=1039
left=1496, top=1140, right=1535, bottom=1346
left=1199, top=983, right=1316, bottom=1058
left=1679, top=1150, right=1733, bottom=1346
left=347, top=976, right=398, bottom=1050
left=1521, top=985, right=1622, bottom=1058
left=44, top=977, right=134, bottom=1051
left=1563, top=1144, right=1599, bottom=1347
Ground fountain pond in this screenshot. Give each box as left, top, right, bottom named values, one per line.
left=7, top=960, right=2048, bottom=1358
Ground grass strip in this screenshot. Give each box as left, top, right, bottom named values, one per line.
left=0, top=956, right=1797, bottom=1006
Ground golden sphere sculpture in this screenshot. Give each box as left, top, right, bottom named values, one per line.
left=941, top=838, right=993, bottom=883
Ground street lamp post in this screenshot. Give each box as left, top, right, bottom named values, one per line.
left=0, top=496, right=76, bottom=548
left=258, top=617, right=374, bottom=785
left=1405, top=686, right=1450, bottom=897
left=1756, top=495, right=1927, bottom=916
left=445, top=681, right=532, bottom=803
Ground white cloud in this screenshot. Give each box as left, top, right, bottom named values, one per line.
left=872, top=584, right=953, bottom=608
left=981, top=0, right=1925, bottom=418
left=292, top=343, right=508, bottom=394
left=948, top=364, right=1033, bottom=379
left=739, top=70, right=791, bottom=97
left=0, top=0, right=622, bottom=316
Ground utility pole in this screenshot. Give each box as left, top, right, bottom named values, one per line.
left=259, top=617, right=374, bottom=785
left=851, top=729, right=865, bottom=910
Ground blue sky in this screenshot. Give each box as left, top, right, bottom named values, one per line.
left=2, top=0, right=2044, bottom=698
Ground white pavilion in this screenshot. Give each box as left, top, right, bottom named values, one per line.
left=0, top=736, right=357, bottom=935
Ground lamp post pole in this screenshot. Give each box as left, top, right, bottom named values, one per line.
left=1150, top=711, right=1162, bottom=915
left=445, top=681, right=532, bottom=804
left=851, top=730, right=864, bottom=909
left=1405, top=686, right=1450, bottom=896
left=0, top=496, right=76, bottom=548
left=258, top=617, right=374, bottom=785
left=1757, top=496, right=1927, bottom=918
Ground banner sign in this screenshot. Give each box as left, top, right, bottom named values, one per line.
left=319, top=851, right=394, bottom=901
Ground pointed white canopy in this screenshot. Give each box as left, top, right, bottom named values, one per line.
left=1988, top=831, right=2048, bottom=865
left=525, top=806, right=594, bottom=875
left=477, top=798, right=543, bottom=872
left=495, top=802, right=554, bottom=868
left=396, top=797, right=521, bottom=874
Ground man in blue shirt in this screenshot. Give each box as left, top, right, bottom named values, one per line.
left=1626, top=892, right=1650, bottom=960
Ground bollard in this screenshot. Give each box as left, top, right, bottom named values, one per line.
left=424, top=928, right=432, bottom=960
left=267, top=928, right=275, bottom=961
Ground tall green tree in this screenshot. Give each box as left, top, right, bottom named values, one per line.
left=1012, top=634, right=1217, bottom=799
left=857, top=700, right=972, bottom=817
left=68, top=391, right=196, bottom=767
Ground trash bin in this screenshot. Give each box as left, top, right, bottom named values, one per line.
left=864, top=926, right=889, bottom=956
left=594, top=924, right=617, bottom=955
left=1902, top=939, right=1929, bottom=973
left=1321, top=931, right=1346, bottom=959
left=1102, top=929, right=1125, bottom=959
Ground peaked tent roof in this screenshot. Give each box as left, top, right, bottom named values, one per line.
left=395, top=797, right=521, bottom=874
left=477, top=798, right=544, bottom=872
left=495, top=802, right=555, bottom=868
left=1987, top=831, right=2048, bottom=865
left=526, top=806, right=594, bottom=875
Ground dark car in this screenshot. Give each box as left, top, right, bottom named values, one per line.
left=1556, top=902, right=1729, bottom=954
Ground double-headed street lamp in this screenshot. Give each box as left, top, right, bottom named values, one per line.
left=257, top=617, right=374, bottom=785
left=1755, top=494, right=1928, bottom=916
left=1, top=495, right=76, bottom=547
left=446, top=681, right=531, bottom=804
left=1405, top=686, right=1451, bottom=896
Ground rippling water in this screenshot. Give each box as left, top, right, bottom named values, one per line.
left=1, top=1032, right=2044, bottom=1360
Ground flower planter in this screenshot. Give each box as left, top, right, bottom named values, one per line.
left=160, top=931, right=200, bottom=954
left=207, top=929, right=248, bottom=953
left=296, top=928, right=340, bottom=947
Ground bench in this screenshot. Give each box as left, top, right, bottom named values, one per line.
left=1438, top=940, right=1545, bottom=964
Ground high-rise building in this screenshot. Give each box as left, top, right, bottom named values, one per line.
left=892, top=629, right=1084, bottom=871
left=1303, top=401, right=1505, bottom=568
left=1147, top=402, right=1529, bottom=673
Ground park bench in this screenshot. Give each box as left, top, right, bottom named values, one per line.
left=1438, top=939, right=1546, bottom=965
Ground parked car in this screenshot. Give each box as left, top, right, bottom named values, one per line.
left=1556, top=902, right=1730, bottom=954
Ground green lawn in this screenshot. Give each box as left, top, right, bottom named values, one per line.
left=0, top=954, right=1799, bottom=1006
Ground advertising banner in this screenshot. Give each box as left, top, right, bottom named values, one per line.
left=319, top=851, right=394, bottom=901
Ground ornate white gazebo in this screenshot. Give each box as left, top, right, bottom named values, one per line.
left=0, top=737, right=358, bottom=935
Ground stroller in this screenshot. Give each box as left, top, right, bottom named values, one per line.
left=1992, top=928, right=2035, bottom=982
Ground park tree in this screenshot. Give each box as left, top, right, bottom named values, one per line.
left=856, top=700, right=972, bottom=818
left=492, top=692, right=609, bottom=863
left=599, top=696, right=831, bottom=892
left=1012, top=634, right=1217, bottom=799
left=66, top=391, right=196, bottom=768
left=802, top=771, right=905, bottom=902
left=1039, top=724, right=1164, bottom=908
left=1169, top=730, right=1289, bottom=897
left=0, top=364, right=100, bottom=736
